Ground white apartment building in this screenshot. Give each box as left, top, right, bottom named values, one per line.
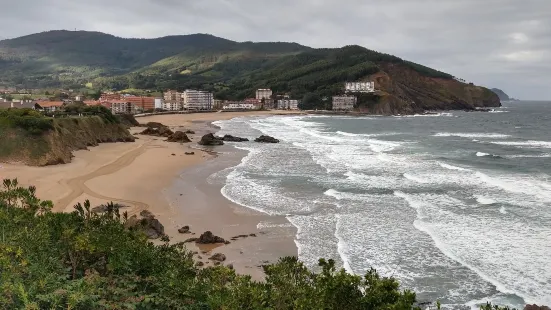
left=154, top=98, right=164, bottom=110
left=277, top=99, right=299, bottom=110
left=345, top=81, right=375, bottom=93
left=223, top=103, right=255, bottom=110
left=163, top=100, right=182, bottom=111
left=256, top=89, right=272, bottom=100
left=183, top=90, right=213, bottom=110
left=332, top=96, right=357, bottom=111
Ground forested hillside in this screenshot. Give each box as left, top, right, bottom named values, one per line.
left=0, top=30, right=500, bottom=112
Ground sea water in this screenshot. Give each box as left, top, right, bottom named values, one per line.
left=210, top=101, right=551, bottom=309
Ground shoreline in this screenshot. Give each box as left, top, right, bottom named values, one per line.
left=0, top=110, right=301, bottom=280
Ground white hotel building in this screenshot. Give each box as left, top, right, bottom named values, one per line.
left=345, top=81, right=375, bottom=93
left=183, top=90, right=214, bottom=111
left=277, top=99, right=299, bottom=110
left=256, top=89, right=273, bottom=100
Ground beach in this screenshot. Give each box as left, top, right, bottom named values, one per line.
left=0, top=110, right=302, bottom=280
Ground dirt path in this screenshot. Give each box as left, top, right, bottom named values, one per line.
left=55, top=141, right=160, bottom=213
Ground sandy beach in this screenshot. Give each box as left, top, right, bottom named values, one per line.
left=0, top=110, right=301, bottom=279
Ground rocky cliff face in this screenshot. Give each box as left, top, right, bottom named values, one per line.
left=0, top=116, right=134, bottom=166
left=355, top=63, right=501, bottom=115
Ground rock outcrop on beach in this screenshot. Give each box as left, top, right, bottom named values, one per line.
left=178, top=226, right=190, bottom=234
left=198, top=133, right=224, bottom=146
left=196, top=231, right=227, bottom=244
left=124, top=210, right=165, bottom=239
left=166, top=131, right=191, bottom=143
left=140, top=123, right=174, bottom=137
left=255, top=135, right=280, bottom=143
left=209, top=253, right=226, bottom=262
left=221, top=135, right=249, bottom=142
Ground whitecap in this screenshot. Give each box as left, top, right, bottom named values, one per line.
left=439, top=162, right=471, bottom=171
left=434, top=132, right=511, bottom=139
left=474, top=195, right=497, bottom=205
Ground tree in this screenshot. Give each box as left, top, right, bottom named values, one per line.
left=299, top=92, right=323, bottom=110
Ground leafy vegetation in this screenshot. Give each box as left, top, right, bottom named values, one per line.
left=0, top=179, right=521, bottom=309
left=0, top=108, right=53, bottom=135
left=0, top=179, right=422, bottom=309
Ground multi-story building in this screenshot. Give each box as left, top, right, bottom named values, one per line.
left=100, top=93, right=121, bottom=102
left=163, top=101, right=182, bottom=111
left=277, top=99, right=299, bottom=110
left=223, top=102, right=255, bottom=110
left=154, top=98, right=164, bottom=110
left=124, top=96, right=155, bottom=111
left=183, top=90, right=213, bottom=111
left=163, top=90, right=182, bottom=103
left=332, top=96, right=357, bottom=111
left=255, top=89, right=272, bottom=100
left=345, top=81, right=375, bottom=93
left=109, top=100, right=133, bottom=114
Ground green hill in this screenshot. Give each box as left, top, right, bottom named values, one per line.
left=0, top=30, right=500, bottom=112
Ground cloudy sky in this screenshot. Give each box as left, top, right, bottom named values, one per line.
left=2, top=0, right=550, bottom=99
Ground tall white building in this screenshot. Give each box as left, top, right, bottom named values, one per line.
left=256, top=89, right=272, bottom=100
left=183, top=90, right=213, bottom=111
left=154, top=98, right=164, bottom=110
left=345, top=81, right=375, bottom=93
left=277, top=99, right=299, bottom=110
left=332, top=96, right=357, bottom=111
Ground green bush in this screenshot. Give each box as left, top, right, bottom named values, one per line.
left=0, top=108, right=54, bottom=135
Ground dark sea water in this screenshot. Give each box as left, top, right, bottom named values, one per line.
left=211, top=101, right=551, bottom=309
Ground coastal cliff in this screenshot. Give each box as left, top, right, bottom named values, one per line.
left=354, top=63, right=501, bottom=115
left=0, top=115, right=134, bottom=166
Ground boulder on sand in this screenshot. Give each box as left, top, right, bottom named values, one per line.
left=255, top=135, right=280, bottom=143
left=198, top=133, right=224, bottom=146
left=167, top=131, right=191, bottom=143
left=178, top=225, right=190, bottom=234
left=209, top=253, right=226, bottom=262
left=140, top=123, right=174, bottom=137
left=196, top=231, right=226, bottom=244
left=125, top=211, right=165, bottom=239
left=525, top=305, right=551, bottom=310
left=222, top=135, right=249, bottom=142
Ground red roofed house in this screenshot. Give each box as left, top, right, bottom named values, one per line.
left=38, top=101, right=65, bottom=112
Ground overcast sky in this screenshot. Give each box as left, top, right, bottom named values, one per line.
left=1, top=0, right=550, bottom=99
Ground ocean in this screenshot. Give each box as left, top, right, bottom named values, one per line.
left=210, top=101, right=551, bottom=309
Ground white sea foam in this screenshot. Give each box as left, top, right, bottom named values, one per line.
left=489, top=140, right=551, bottom=149
left=435, top=132, right=511, bottom=138
left=499, top=207, right=508, bottom=214
left=476, top=152, right=491, bottom=157
left=335, top=214, right=354, bottom=274
left=474, top=195, right=497, bottom=205
left=439, top=162, right=471, bottom=171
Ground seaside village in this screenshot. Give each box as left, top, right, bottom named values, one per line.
left=0, top=82, right=376, bottom=115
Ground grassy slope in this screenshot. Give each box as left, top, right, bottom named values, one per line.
left=0, top=115, right=134, bottom=166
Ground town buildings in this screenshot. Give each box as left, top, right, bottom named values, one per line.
left=38, top=101, right=65, bottom=112
left=124, top=96, right=155, bottom=111
left=255, top=89, right=272, bottom=100
left=163, top=101, right=182, bottom=111
left=163, top=90, right=182, bottom=103
left=332, top=96, right=357, bottom=111
left=223, top=102, right=255, bottom=110
left=182, top=90, right=213, bottom=110
left=154, top=98, right=164, bottom=110
left=108, top=100, right=134, bottom=114
left=345, top=81, right=375, bottom=93
left=100, top=93, right=121, bottom=102
left=277, top=99, right=299, bottom=110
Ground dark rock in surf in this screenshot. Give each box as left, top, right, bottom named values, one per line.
left=254, top=135, right=280, bottom=143
left=198, top=133, right=224, bottom=146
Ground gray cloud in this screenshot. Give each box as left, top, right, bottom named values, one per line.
left=1, top=0, right=550, bottom=99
